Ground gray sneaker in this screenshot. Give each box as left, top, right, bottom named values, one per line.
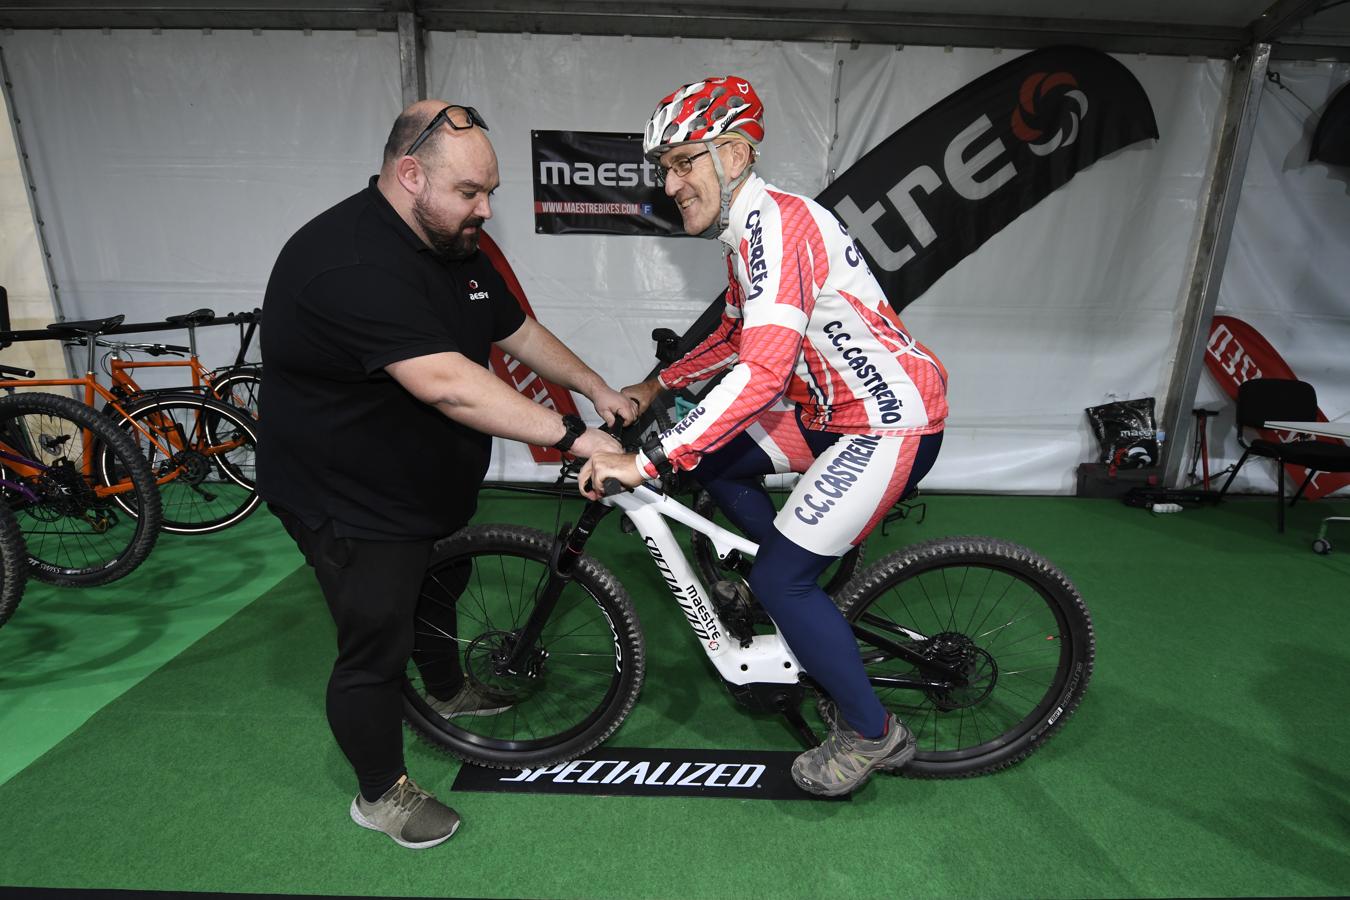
left=791, top=711, right=916, bottom=797
left=428, top=683, right=514, bottom=718
left=349, top=776, right=461, bottom=850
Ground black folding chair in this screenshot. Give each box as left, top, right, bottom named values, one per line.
left=1216, top=378, right=1350, bottom=533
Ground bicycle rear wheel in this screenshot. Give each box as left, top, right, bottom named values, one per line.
left=835, top=536, right=1095, bottom=778
left=0, top=391, right=161, bottom=586
left=0, top=501, right=27, bottom=627
left=105, top=393, right=259, bottom=535
left=403, top=524, right=646, bottom=770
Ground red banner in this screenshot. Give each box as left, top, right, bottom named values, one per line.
left=1204, top=315, right=1350, bottom=500
left=479, top=231, right=581, bottom=465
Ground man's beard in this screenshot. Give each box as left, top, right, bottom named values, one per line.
left=413, top=193, right=483, bottom=261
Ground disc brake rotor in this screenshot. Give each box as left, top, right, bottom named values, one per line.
left=923, top=631, right=998, bottom=711
left=464, top=629, right=548, bottom=702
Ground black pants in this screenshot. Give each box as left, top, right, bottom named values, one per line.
left=271, top=505, right=462, bottom=801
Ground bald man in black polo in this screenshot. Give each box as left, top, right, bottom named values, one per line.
left=259, top=100, right=631, bottom=850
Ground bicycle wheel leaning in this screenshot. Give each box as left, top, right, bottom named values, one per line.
left=835, top=536, right=1095, bottom=778
left=104, top=392, right=259, bottom=535
left=0, top=501, right=27, bottom=627
left=209, top=365, right=261, bottom=420
left=403, top=524, right=646, bottom=770
left=0, top=391, right=162, bottom=586
left=689, top=488, right=864, bottom=598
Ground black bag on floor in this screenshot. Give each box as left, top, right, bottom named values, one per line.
left=1085, top=398, right=1159, bottom=469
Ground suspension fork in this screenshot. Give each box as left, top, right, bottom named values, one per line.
left=497, top=496, right=615, bottom=675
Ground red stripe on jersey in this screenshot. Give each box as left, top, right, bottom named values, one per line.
left=665, top=321, right=805, bottom=470
left=852, top=436, right=923, bottom=546
left=800, top=336, right=857, bottom=429
left=768, top=192, right=828, bottom=311
left=839, top=289, right=909, bottom=354
left=841, top=288, right=948, bottom=402
left=757, top=407, right=818, bottom=471
left=660, top=308, right=740, bottom=389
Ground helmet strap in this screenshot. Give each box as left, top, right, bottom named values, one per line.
left=700, top=141, right=752, bottom=240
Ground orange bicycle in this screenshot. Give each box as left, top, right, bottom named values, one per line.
left=0, top=364, right=162, bottom=586
left=1, top=315, right=259, bottom=538
left=98, top=308, right=261, bottom=421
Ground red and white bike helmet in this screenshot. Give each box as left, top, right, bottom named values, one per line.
left=643, top=76, right=765, bottom=161
left=644, top=76, right=765, bottom=238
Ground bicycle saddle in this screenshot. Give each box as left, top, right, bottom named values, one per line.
left=165, top=308, right=215, bottom=326
left=45, top=314, right=125, bottom=337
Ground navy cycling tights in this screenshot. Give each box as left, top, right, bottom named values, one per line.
left=696, top=424, right=942, bottom=739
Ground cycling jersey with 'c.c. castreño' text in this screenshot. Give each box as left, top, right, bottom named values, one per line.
left=639, top=173, right=948, bottom=476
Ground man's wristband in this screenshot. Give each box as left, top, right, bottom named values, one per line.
left=636, top=436, right=671, bottom=479
left=552, top=414, right=586, bottom=452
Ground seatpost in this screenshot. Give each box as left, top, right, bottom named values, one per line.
left=84, top=332, right=97, bottom=375
left=186, top=321, right=199, bottom=360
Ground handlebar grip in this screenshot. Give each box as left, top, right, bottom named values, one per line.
left=0, top=363, right=35, bottom=378
left=581, top=476, right=628, bottom=497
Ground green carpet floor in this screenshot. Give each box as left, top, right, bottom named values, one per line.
left=1, top=490, right=1348, bottom=898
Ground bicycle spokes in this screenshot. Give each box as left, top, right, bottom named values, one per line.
left=407, top=538, right=631, bottom=755
left=851, top=557, right=1076, bottom=762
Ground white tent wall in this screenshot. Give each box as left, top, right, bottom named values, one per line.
left=0, top=29, right=401, bottom=384
left=0, top=77, right=65, bottom=379
left=0, top=27, right=1332, bottom=494
left=1198, top=60, right=1350, bottom=495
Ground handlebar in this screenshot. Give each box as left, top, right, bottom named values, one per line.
left=66, top=337, right=191, bottom=356
left=0, top=363, right=35, bottom=378
left=577, top=415, right=641, bottom=498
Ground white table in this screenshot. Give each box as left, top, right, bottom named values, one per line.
left=1264, top=420, right=1350, bottom=440
left=1262, top=420, right=1349, bottom=552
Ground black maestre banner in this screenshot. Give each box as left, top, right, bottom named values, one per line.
left=818, top=45, right=1158, bottom=312
left=532, top=130, right=684, bottom=236
left=646, top=46, right=1159, bottom=372
left=1311, top=81, right=1350, bottom=166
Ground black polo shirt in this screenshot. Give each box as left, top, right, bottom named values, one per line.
left=257, top=177, right=526, bottom=540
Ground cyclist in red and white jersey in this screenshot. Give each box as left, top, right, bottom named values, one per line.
left=580, top=76, right=948, bottom=797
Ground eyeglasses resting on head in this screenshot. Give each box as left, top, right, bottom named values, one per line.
left=405, top=105, right=489, bottom=157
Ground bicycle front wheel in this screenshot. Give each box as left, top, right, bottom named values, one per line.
left=0, top=391, right=162, bottom=586
left=106, top=393, right=259, bottom=535
left=836, top=536, right=1095, bottom=778
left=403, top=524, right=646, bottom=770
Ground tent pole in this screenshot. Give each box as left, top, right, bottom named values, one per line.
left=1159, top=42, right=1270, bottom=488
left=398, top=9, right=427, bottom=107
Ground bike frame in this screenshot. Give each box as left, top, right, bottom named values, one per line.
left=0, top=338, right=232, bottom=494
left=0, top=370, right=152, bottom=498
left=104, top=325, right=258, bottom=420
left=608, top=483, right=960, bottom=690
left=605, top=484, right=805, bottom=687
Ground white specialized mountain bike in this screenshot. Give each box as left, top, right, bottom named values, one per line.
left=402, top=430, right=1095, bottom=780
